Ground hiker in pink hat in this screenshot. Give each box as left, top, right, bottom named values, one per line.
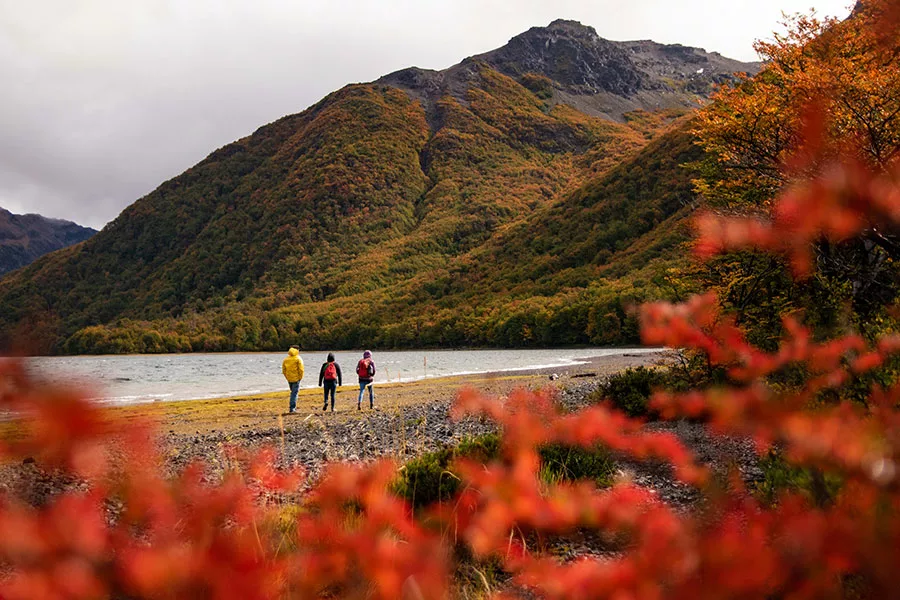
left=355, top=350, right=376, bottom=410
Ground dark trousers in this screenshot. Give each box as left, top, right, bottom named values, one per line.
left=323, top=380, right=337, bottom=410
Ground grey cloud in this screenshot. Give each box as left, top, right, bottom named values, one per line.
left=0, top=0, right=852, bottom=230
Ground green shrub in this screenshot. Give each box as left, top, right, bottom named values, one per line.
left=754, top=449, right=843, bottom=507
left=456, top=433, right=502, bottom=462
left=394, top=433, right=613, bottom=508
left=593, top=366, right=666, bottom=417
left=393, top=447, right=458, bottom=508
left=538, top=443, right=615, bottom=487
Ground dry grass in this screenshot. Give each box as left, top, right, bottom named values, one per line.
left=100, top=372, right=542, bottom=437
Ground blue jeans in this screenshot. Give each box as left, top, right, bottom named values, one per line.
left=357, top=381, right=374, bottom=407
left=288, top=381, right=299, bottom=412
left=323, top=380, right=337, bottom=410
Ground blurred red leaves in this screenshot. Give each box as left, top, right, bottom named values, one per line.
left=694, top=161, right=900, bottom=276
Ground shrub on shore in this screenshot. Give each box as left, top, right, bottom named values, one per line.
left=591, top=366, right=666, bottom=417
left=393, top=447, right=458, bottom=508
left=538, top=443, right=615, bottom=487
left=393, top=433, right=614, bottom=508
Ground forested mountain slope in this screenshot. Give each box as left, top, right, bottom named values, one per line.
left=272, top=124, right=702, bottom=350
left=0, top=208, right=96, bottom=277
left=0, top=20, right=756, bottom=354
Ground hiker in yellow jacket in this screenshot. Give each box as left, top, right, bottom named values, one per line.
left=282, top=345, right=305, bottom=413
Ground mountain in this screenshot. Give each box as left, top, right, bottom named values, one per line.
left=0, top=21, right=757, bottom=354
left=0, top=208, right=96, bottom=277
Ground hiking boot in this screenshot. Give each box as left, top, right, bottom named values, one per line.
left=322, top=405, right=327, bottom=411
left=357, top=403, right=361, bottom=411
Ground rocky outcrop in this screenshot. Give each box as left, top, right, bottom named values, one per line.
left=481, top=19, right=648, bottom=96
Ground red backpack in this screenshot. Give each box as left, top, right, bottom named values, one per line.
left=357, top=358, right=372, bottom=378
left=324, top=362, right=337, bottom=381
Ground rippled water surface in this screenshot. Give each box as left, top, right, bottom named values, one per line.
left=25, top=348, right=661, bottom=405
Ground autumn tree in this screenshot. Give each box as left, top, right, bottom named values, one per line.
left=696, top=0, right=900, bottom=204
left=692, top=0, right=900, bottom=344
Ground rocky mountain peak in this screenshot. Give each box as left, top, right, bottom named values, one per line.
left=543, top=19, right=602, bottom=39
left=484, top=20, right=644, bottom=96
left=381, top=19, right=760, bottom=122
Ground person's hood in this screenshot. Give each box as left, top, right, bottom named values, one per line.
left=363, top=350, right=372, bottom=359
left=288, top=348, right=300, bottom=357
left=327, top=352, right=335, bottom=362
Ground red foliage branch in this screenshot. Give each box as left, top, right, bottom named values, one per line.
left=0, top=358, right=454, bottom=599
left=291, top=461, right=449, bottom=598
left=694, top=161, right=900, bottom=276
left=444, top=373, right=900, bottom=598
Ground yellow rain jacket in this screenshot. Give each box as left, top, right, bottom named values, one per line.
left=282, top=348, right=305, bottom=383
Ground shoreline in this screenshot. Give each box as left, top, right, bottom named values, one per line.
left=32, top=347, right=666, bottom=406
left=2, top=347, right=761, bottom=516
left=103, top=351, right=668, bottom=437
left=135, top=351, right=672, bottom=486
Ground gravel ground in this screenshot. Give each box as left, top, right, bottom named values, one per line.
left=2, top=353, right=763, bottom=526
left=161, top=368, right=762, bottom=507
left=162, top=399, right=500, bottom=488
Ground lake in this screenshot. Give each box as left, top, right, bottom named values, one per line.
left=23, top=348, right=662, bottom=405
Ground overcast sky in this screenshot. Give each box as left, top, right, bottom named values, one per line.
left=0, top=0, right=853, bottom=230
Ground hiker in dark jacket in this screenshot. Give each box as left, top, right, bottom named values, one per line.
left=356, top=349, right=376, bottom=410
left=318, top=352, right=342, bottom=412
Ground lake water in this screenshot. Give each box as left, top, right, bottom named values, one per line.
left=23, top=348, right=661, bottom=405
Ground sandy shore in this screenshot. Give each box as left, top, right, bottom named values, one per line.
left=105, top=351, right=665, bottom=436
